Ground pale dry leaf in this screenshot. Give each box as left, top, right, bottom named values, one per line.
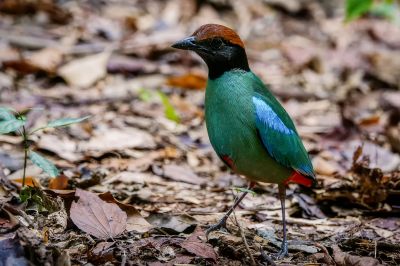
left=58, top=52, right=111, bottom=88
left=70, top=189, right=127, bottom=239
left=28, top=47, right=63, bottom=73
left=163, top=164, right=205, bottom=185
left=79, top=128, right=156, bottom=155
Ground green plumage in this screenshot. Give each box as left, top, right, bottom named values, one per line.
left=205, top=70, right=313, bottom=183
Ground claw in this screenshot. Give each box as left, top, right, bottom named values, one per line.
left=205, top=216, right=228, bottom=239
left=274, top=241, right=289, bottom=259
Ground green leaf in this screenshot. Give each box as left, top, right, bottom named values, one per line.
left=46, top=116, right=91, bottom=128
left=0, top=119, right=25, bottom=134
left=346, top=0, right=373, bottom=21
left=138, top=88, right=154, bottom=102
left=0, top=107, right=16, bottom=121
left=29, top=151, right=59, bottom=177
left=158, top=91, right=180, bottom=123
left=233, top=187, right=257, bottom=196
left=19, top=186, right=33, bottom=202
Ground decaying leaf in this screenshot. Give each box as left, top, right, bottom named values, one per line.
left=332, top=245, right=382, bottom=266
left=179, top=227, right=217, bottom=262
left=99, top=192, right=153, bottom=233
left=70, top=189, right=127, bottom=239
left=146, top=213, right=197, bottom=234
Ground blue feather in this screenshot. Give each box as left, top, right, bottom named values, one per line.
left=252, top=93, right=315, bottom=178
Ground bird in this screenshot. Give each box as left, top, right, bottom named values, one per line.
left=172, top=24, right=316, bottom=259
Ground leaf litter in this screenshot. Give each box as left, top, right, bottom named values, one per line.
left=0, top=0, right=399, bottom=265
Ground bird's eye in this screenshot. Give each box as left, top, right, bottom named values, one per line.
left=210, top=38, right=224, bottom=50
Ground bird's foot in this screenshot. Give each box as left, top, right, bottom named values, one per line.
left=273, top=241, right=289, bottom=260
left=205, top=216, right=229, bottom=239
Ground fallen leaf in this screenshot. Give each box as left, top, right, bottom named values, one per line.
left=28, top=47, right=63, bottom=73
left=368, top=51, right=400, bottom=86
left=58, top=52, right=111, bottom=88
left=99, top=192, right=153, bottom=233
left=10, top=176, right=41, bottom=188
left=146, top=213, right=197, bottom=234
left=107, top=55, right=157, bottom=74
left=179, top=227, right=217, bottom=262
left=163, top=164, right=205, bottom=185
left=332, top=245, right=383, bottom=266
left=88, top=242, right=115, bottom=264
left=70, top=189, right=127, bottom=239
left=312, top=156, right=338, bottom=176
left=167, top=73, right=207, bottom=90
left=37, top=134, right=83, bottom=162
left=79, top=128, right=156, bottom=156
left=48, top=175, right=69, bottom=190
left=345, top=140, right=400, bottom=172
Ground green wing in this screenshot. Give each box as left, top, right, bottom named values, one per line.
left=250, top=74, right=315, bottom=177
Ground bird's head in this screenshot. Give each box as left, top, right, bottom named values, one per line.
left=172, top=24, right=250, bottom=79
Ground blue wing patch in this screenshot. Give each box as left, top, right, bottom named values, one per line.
left=252, top=97, right=294, bottom=136
left=252, top=95, right=315, bottom=177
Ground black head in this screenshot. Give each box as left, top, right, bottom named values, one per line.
left=172, top=24, right=250, bottom=79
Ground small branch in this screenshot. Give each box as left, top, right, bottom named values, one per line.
left=22, top=126, right=28, bottom=188
left=232, top=209, right=256, bottom=266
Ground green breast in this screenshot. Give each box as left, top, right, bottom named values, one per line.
left=205, top=70, right=291, bottom=183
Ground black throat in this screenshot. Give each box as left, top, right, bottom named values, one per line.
left=198, top=46, right=250, bottom=80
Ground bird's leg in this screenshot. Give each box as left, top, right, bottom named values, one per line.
left=206, top=182, right=255, bottom=238
left=275, top=184, right=289, bottom=259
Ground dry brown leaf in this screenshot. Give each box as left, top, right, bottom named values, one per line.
left=11, top=176, right=41, bottom=188
left=179, top=227, right=217, bottom=262
left=167, top=73, right=206, bottom=90
left=70, top=189, right=127, bottom=239
left=332, top=245, right=383, bottom=266
left=88, top=242, right=115, bottom=264
left=99, top=192, right=153, bottom=233
left=48, top=175, right=69, bottom=190
left=58, top=52, right=111, bottom=88
left=28, top=47, right=63, bottom=73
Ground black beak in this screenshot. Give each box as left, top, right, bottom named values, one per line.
left=171, top=36, right=197, bottom=50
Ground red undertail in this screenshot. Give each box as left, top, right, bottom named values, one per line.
left=283, top=171, right=313, bottom=187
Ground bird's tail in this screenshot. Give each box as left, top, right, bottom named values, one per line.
left=283, top=171, right=316, bottom=187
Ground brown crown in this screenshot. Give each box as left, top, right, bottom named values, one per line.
left=192, top=24, right=244, bottom=48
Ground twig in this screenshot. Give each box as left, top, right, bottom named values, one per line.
left=22, top=126, right=28, bottom=188
left=232, top=209, right=256, bottom=266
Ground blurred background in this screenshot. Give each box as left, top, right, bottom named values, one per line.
left=0, top=0, right=400, bottom=265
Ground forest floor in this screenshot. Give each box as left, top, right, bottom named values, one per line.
left=0, top=0, right=399, bottom=265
